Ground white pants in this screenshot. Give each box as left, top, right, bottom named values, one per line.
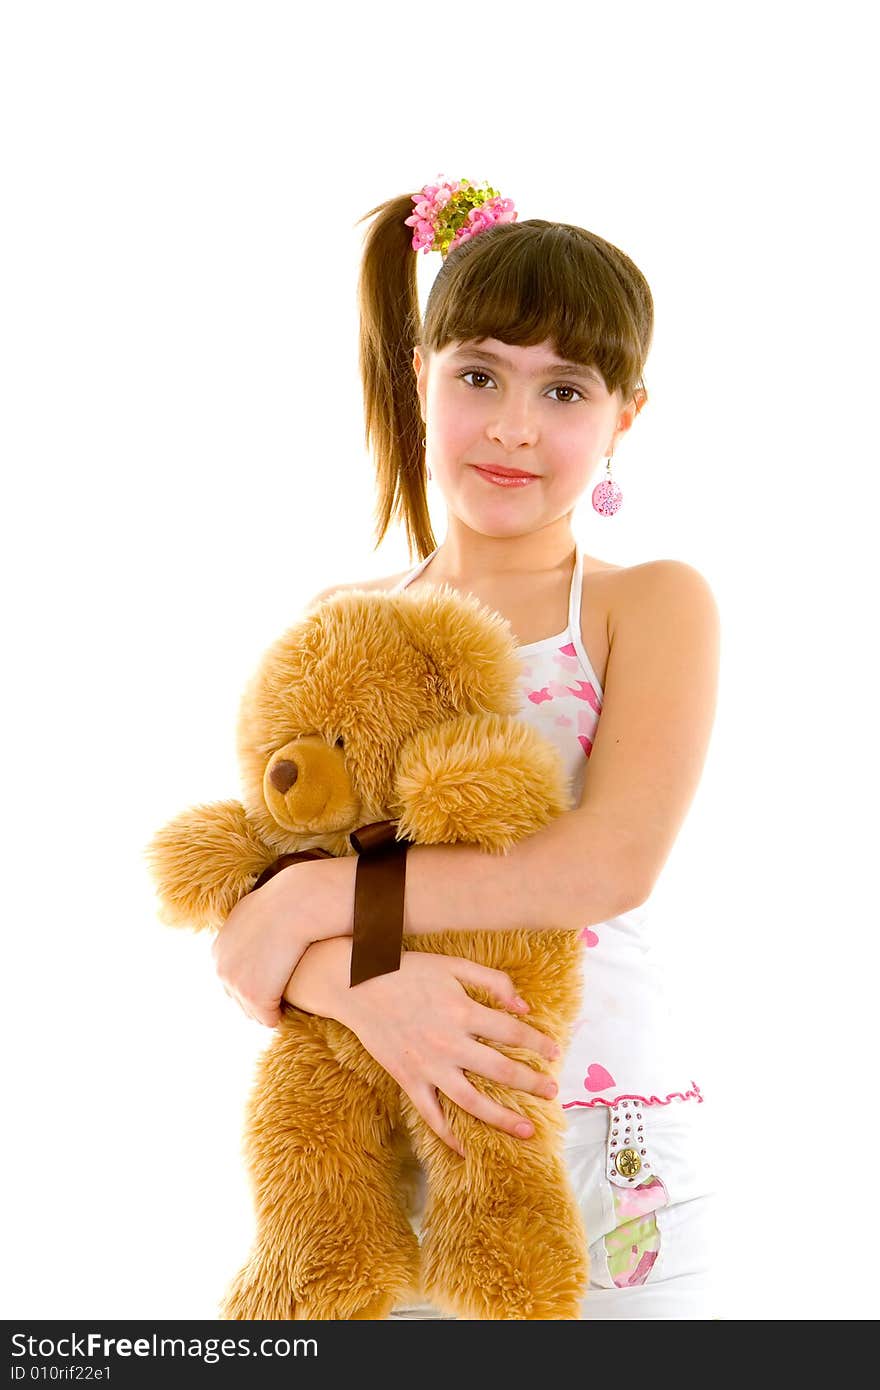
left=390, top=1097, right=719, bottom=1320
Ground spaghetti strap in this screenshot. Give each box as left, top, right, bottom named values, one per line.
left=394, top=541, right=585, bottom=645
left=567, top=540, right=584, bottom=637
left=390, top=546, right=440, bottom=592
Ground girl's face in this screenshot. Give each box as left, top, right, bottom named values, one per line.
left=413, top=336, right=638, bottom=536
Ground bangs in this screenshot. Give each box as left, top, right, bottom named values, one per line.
left=424, top=220, right=649, bottom=401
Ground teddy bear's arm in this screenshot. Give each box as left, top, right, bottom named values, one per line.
left=144, top=800, right=281, bottom=931
left=392, top=714, right=571, bottom=855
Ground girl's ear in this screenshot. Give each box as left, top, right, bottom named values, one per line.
left=610, top=391, right=645, bottom=451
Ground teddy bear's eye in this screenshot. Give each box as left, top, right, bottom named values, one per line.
left=335, top=736, right=345, bottom=748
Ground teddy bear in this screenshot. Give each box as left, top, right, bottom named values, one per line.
left=145, top=582, right=590, bottom=1320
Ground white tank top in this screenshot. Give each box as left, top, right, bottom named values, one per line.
left=391, top=540, right=703, bottom=1111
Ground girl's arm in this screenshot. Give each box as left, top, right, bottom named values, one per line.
left=402, top=803, right=639, bottom=934
left=211, top=832, right=595, bottom=1152
left=212, top=804, right=633, bottom=1029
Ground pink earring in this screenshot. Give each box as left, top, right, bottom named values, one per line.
left=592, top=454, right=622, bottom=517
left=422, top=435, right=431, bottom=480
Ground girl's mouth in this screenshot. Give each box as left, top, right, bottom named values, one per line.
left=472, top=465, right=539, bottom=488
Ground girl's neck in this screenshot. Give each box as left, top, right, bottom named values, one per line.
left=428, top=517, right=576, bottom=586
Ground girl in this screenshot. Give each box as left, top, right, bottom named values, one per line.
left=212, top=178, right=722, bottom=1320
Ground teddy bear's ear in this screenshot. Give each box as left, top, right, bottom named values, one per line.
left=391, top=586, right=524, bottom=716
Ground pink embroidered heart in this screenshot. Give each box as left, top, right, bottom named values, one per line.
left=579, top=927, right=599, bottom=947
left=584, top=1063, right=615, bottom=1092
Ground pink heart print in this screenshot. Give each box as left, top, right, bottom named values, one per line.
left=584, top=1063, right=615, bottom=1092
left=567, top=679, right=602, bottom=711
left=579, top=927, right=599, bottom=947
left=577, top=706, right=598, bottom=758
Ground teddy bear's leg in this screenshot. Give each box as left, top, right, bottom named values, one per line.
left=407, top=1103, right=589, bottom=1321
left=220, top=1013, right=421, bottom=1321
left=386, top=927, right=589, bottom=1318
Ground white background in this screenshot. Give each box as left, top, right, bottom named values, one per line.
left=2, top=1, right=876, bottom=1323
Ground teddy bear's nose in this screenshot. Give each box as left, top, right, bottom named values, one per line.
left=268, top=759, right=299, bottom=794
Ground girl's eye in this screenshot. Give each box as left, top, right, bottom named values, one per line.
left=456, top=369, right=584, bottom=404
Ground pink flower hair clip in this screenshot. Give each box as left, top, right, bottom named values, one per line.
left=405, top=175, right=517, bottom=258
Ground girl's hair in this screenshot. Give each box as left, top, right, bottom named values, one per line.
left=356, top=192, right=654, bottom=561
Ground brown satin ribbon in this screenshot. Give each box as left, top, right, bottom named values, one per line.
left=249, top=821, right=411, bottom=989
left=251, top=847, right=334, bottom=892
left=348, top=820, right=411, bottom=988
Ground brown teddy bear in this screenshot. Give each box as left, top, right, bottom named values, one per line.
left=145, top=583, right=589, bottom=1320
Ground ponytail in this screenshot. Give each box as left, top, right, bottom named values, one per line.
left=356, top=193, right=436, bottom=561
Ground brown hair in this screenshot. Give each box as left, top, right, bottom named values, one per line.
left=356, top=193, right=654, bottom=562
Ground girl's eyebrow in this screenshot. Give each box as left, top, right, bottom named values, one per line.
left=449, top=346, right=603, bottom=384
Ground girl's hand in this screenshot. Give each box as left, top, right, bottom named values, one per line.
left=337, top=949, right=563, bottom=1155
left=212, top=856, right=356, bottom=1027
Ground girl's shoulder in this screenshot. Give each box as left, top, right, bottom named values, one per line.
left=310, top=555, right=712, bottom=610
left=574, top=558, right=717, bottom=697
left=306, top=572, right=409, bottom=607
